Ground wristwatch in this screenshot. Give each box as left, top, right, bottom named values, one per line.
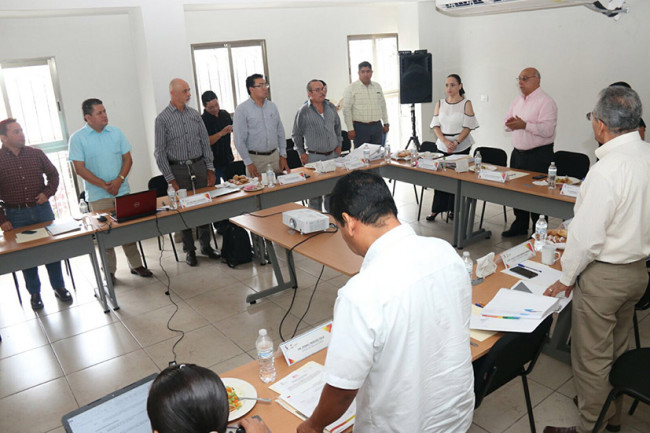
left=119, top=175, right=125, bottom=181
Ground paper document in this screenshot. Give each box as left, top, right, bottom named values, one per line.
left=15, top=227, right=49, bottom=243
left=502, top=260, right=562, bottom=288
left=270, top=361, right=355, bottom=433
left=470, top=306, right=497, bottom=341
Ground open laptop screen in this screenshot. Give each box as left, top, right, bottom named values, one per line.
left=62, top=373, right=157, bottom=433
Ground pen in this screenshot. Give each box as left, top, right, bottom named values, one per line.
left=518, top=263, right=541, bottom=273
left=474, top=303, right=484, bottom=308
left=470, top=341, right=478, bottom=347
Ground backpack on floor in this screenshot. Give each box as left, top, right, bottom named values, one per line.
left=220, top=222, right=253, bottom=268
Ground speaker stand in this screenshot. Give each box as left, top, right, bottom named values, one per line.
left=404, top=103, right=420, bottom=152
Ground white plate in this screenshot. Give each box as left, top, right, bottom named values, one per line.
left=472, top=164, right=497, bottom=172
left=391, top=151, right=414, bottom=161
left=555, top=176, right=580, bottom=185
left=222, top=377, right=257, bottom=421
left=419, top=151, right=444, bottom=160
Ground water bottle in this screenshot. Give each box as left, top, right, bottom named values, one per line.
left=384, top=144, right=391, bottom=163
left=410, top=148, right=418, bottom=167
left=256, top=329, right=276, bottom=383
left=474, top=151, right=482, bottom=177
left=548, top=162, right=557, bottom=189
left=462, top=251, right=474, bottom=281
left=363, top=144, right=370, bottom=166
left=167, top=183, right=177, bottom=209
left=78, top=198, right=89, bottom=215
left=266, top=164, right=275, bottom=188
left=534, top=215, right=548, bottom=252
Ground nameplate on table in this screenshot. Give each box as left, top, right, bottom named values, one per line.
left=179, top=192, right=211, bottom=209
left=418, top=159, right=440, bottom=171
left=277, top=172, right=307, bottom=185
left=455, top=158, right=469, bottom=173
left=500, top=240, right=535, bottom=269
left=279, top=321, right=332, bottom=366
left=479, top=170, right=507, bottom=183
left=560, top=183, right=580, bottom=197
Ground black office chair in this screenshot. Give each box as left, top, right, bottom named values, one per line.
left=553, top=151, right=590, bottom=180
left=473, top=315, right=553, bottom=433
left=592, top=348, right=650, bottom=432
left=286, top=149, right=303, bottom=169
left=341, top=131, right=352, bottom=155
left=286, top=138, right=295, bottom=151
left=148, top=175, right=179, bottom=262
left=474, top=147, right=508, bottom=228
left=416, top=141, right=441, bottom=220
left=632, top=271, right=650, bottom=349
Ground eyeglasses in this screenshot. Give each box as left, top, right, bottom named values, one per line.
left=586, top=112, right=595, bottom=121
left=252, top=83, right=270, bottom=89
left=516, top=76, right=538, bottom=82
left=310, top=87, right=325, bottom=93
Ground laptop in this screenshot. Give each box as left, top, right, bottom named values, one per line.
left=110, top=190, right=157, bottom=223
left=61, top=373, right=157, bottom=433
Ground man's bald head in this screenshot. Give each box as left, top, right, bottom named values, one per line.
left=169, top=78, right=191, bottom=107
left=518, top=67, right=541, bottom=97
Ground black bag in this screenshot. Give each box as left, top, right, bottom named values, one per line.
left=220, top=222, right=252, bottom=268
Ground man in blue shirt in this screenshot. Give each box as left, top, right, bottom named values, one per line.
left=68, top=98, right=152, bottom=284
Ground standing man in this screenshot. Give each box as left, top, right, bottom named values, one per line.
left=342, top=61, right=389, bottom=147
left=502, top=67, right=558, bottom=237
left=292, top=79, right=342, bottom=211
left=200, top=91, right=233, bottom=183
left=0, top=118, right=72, bottom=310
left=154, top=78, right=220, bottom=267
left=297, top=171, right=474, bottom=433
left=544, top=86, right=650, bottom=433
left=69, top=98, right=153, bottom=284
left=233, top=74, right=289, bottom=179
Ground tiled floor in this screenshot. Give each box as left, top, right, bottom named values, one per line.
left=1, top=183, right=648, bottom=433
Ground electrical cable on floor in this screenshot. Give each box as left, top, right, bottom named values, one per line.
left=278, top=223, right=338, bottom=342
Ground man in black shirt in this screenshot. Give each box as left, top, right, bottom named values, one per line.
left=201, top=91, right=234, bottom=182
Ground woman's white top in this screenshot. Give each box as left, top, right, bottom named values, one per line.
left=430, top=98, right=479, bottom=153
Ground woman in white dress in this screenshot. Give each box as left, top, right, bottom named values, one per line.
left=426, top=74, right=479, bottom=221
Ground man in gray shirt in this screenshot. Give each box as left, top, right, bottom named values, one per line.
left=233, top=74, right=288, bottom=178
left=154, top=78, right=219, bottom=267
left=292, top=79, right=342, bottom=211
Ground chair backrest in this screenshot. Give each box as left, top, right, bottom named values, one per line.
left=341, top=130, right=352, bottom=154
left=420, top=141, right=438, bottom=152
left=286, top=138, right=295, bottom=150
left=286, top=148, right=303, bottom=169
left=224, top=161, right=246, bottom=180
left=636, top=271, right=650, bottom=311
left=474, top=147, right=507, bottom=166
left=473, top=315, right=553, bottom=408
left=553, top=151, right=590, bottom=179
left=148, top=175, right=168, bottom=197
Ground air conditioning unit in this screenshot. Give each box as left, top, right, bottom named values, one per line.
left=435, top=0, right=591, bottom=16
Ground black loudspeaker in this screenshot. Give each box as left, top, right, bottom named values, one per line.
left=399, top=51, right=432, bottom=104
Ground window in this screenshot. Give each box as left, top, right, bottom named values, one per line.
left=0, top=57, right=75, bottom=218
left=191, top=40, right=269, bottom=114
left=347, top=34, right=405, bottom=148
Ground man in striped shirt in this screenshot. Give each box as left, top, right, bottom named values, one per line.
left=342, top=61, right=389, bottom=147
left=154, top=78, right=219, bottom=267
left=292, top=79, right=342, bottom=211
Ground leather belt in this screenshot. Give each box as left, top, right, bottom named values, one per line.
left=3, top=202, right=38, bottom=209
left=353, top=120, right=381, bottom=125
left=248, top=149, right=277, bottom=156
left=308, top=150, right=335, bottom=156
left=168, top=157, right=203, bottom=166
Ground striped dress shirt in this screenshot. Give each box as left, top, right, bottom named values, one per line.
left=233, top=98, right=286, bottom=166
left=154, top=103, right=214, bottom=182
left=342, top=80, right=389, bottom=131
left=292, top=100, right=342, bottom=155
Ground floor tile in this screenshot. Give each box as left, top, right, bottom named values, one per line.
left=0, top=318, right=49, bottom=359
left=528, top=353, right=574, bottom=390
left=0, top=345, right=63, bottom=398
left=38, top=301, right=116, bottom=343
left=502, top=391, right=577, bottom=433
left=208, top=352, right=255, bottom=375
left=185, top=282, right=260, bottom=323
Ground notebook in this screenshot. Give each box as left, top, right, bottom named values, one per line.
left=46, top=219, right=81, bottom=236
left=110, top=190, right=157, bottom=223
left=61, top=373, right=157, bottom=433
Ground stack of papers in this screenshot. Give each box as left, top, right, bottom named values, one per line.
left=270, top=362, right=355, bottom=433
left=344, top=143, right=385, bottom=162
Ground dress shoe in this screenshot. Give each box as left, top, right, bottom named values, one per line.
left=426, top=213, right=439, bottom=222
left=30, top=293, right=44, bottom=310
left=186, top=251, right=198, bottom=266
left=130, top=266, right=153, bottom=277
left=543, top=427, right=576, bottom=433
left=501, top=226, right=528, bottom=237
left=53, top=287, right=73, bottom=302
left=201, top=248, right=221, bottom=259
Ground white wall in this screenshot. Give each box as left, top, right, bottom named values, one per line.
left=0, top=13, right=152, bottom=192
left=418, top=0, right=649, bottom=163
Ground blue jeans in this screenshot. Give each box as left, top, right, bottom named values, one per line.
left=6, top=203, right=65, bottom=295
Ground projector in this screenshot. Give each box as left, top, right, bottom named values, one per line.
left=282, top=209, right=330, bottom=234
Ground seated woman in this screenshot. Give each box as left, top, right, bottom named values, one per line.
left=147, top=363, right=270, bottom=433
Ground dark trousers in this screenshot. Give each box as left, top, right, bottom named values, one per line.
left=431, top=147, right=471, bottom=214
left=510, top=143, right=554, bottom=229
left=170, top=160, right=212, bottom=253
left=352, top=121, right=383, bottom=147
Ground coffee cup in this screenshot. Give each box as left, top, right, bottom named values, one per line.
left=541, top=244, right=561, bottom=265
left=177, top=188, right=188, bottom=199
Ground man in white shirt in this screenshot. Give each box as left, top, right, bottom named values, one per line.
left=544, top=86, right=650, bottom=433
left=297, top=171, right=474, bottom=433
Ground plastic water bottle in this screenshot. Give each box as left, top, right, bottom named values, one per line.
left=363, top=145, right=370, bottom=166
left=534, top=215, right=548, bottom=251
left=266, top=164, right=275, bottom=188
left=463, top=251, right=474, bottom=281
left=384, top=144, right=391, bottom=163
left=167, top=183, right=177, bottom=209
left=548, top=162, right=557, bottom=189
left=256, top=329, right=276, bottom=383
left=78, top=198, right=89, bottom=215
left=474, top=151, right=482, bottom=177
